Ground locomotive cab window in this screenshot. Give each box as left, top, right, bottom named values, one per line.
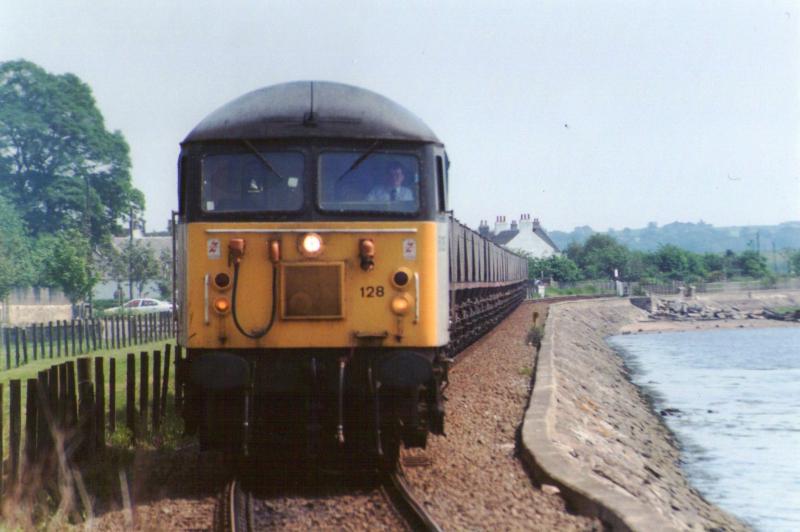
left=201, top=151, right=304, bottom=213
left=318, top=151, right=420, bottom=214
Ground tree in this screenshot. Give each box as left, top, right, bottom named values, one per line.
left=0, top=192, right=35, bottom=298
left=567, top=234, right=631, bottom=280
left=106, top=240, right=160, bottom=298
left=736, top=250, right=768, bottom=278
left=525, top=254, right=581, bottom=283
left=36, top=230, right=97, bottom=304
left=788, top=250, right=800, bottom=276
left=0, top=59, right=144, bottom=248
left=155, top=248, right=173, bottom=300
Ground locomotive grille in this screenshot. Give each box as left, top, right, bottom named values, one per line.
left=281, top=262, right=344, bottom=319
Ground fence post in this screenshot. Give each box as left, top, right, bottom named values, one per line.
left=161, top=344, right=171, bottom=417
left=48, top=321, right=53, bottom=359
left=56, top=321, right=61, bottom=358
left=109, top=358, right=116, bottom=433
left=104, top=318, right=109, bottom=350
left=21, top=328, right=28, bottom=364
left=66, top=361, right=77, bottom=429
left=113, top=316, right=119, bottom=350
left=0, top=383, right=3, bottom=496
left=24, top=378, right=38, bottom=469
left=32, top=325, right=38, bottom=361
left=4, top=326, right=10, bottom=369
left=139, top=351, right=149, bottom=434
left=152, top=350, right=161, bottom=431
left=174, top=345, right=183, bottom=411
left=36, top=371, right=51, bottom=458
left=95, top=357, right=105, bottom=451
left=14, top=327, right=20, bottom=367
left=126, top=353, right=136, bottom=439
left=71, top=320, right=76, bottom=356
left=77, top=357, right=95, bottom=459
left=10, top=380, right=21, bottom=488
left=40, top=323, right=45, bottom=359
left=63, top=320, right=69, bottom=357
left=46, top=365, right=56, bottom=436
left=91, top=319, right=98, bottom=351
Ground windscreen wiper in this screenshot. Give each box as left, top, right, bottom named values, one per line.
left=242, top=139, right=285, bottom=181
left=336, top=140, right=382, bottom=182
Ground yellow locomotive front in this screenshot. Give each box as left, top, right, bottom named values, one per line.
left=175, top=82, right=451, bottom=469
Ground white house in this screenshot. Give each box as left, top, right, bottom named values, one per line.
left=479, top=214, right=560, bottom=258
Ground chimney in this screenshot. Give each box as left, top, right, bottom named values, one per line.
left=519, top=213, right=533, bottom=231
left=532, top=217, right=541, bottom=229
left=478, top=219, right=491, bottom=237
left=494, top=215, right=509, bottom=233
left=510, top=219, right=518, bottom=231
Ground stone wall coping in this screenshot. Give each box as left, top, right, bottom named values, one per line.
left=520, top=298, right=679, bottom=532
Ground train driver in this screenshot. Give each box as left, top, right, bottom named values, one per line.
left=366, top=161, right=414, bottom=202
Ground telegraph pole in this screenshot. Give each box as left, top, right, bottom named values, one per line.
left=129, top=207, right=134, bottom=300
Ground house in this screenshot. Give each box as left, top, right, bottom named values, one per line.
left=478, top=214, right=560, bottom=258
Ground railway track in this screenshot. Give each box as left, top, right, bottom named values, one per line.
left=217, top=479, right=254, bottom=532
left=380, top=469, right=443, bottom=531
left=216, top=466, right=441, bottom=531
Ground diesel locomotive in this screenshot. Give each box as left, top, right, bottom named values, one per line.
left=174, top=81, right=527, bottom=469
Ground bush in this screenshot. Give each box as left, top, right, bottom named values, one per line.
left=527, top=325, right=544, bottom=348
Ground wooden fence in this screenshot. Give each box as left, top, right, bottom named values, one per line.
left=0, top=312, right=175, bottom=370
left=0, top=343, right=185, bottom=497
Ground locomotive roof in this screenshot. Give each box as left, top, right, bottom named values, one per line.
left=183, top=81, right=441, bottom=144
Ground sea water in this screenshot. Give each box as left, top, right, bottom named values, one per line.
left=608, top=327, right=800, bottom=532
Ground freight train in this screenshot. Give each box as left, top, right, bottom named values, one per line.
left=174, top=81, right=527, bottom=470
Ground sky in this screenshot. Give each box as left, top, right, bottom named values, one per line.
left=2, top=0, right=798, bottom=233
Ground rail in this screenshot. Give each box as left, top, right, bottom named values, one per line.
left=380, top=469, right=443, bottom=532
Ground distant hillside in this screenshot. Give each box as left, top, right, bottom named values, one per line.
left=548, top=221, right=800, bottom=253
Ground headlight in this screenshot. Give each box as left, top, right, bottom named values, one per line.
left=213, top=297, right=231, bottom=314
left=298, top=232, right=323, bottom=257
left=390, top=294, right=412, bottom=315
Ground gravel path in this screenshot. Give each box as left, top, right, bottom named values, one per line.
left=401, top=302, right=601, bottom=531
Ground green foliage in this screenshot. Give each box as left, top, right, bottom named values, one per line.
left=36, top=229, right=97, bottom=303
left=549, top=221, right=800, bottom=254
left=0, top=59, right=144, bottom=248
left=526, top=325, right=544, bottom=348
left=736, top=250, right=769, bottom=278
left=106, top=240, right=160, bottom=298
left=567, top=234, right=630, bottom=280
left=789, top=250, right=800, bottom=276
left=0, top=192, right=36, bottom=298
left=525, top=253, right=581, bottom=283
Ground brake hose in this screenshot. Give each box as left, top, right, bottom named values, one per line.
left=231, top=261, right=277, bottom=339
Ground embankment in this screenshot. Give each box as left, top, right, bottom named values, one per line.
left=521, top=297, right=753, bottom=532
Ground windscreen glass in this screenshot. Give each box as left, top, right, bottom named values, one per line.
left=201, top=152, right=304, bottom=213
left=318, top=152, right=420, bottom=213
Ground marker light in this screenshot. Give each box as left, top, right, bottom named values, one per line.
left=390, top=294, right=412, bottom=316
left=213, top=297, right=231, bottom=314
left=214, top=272, right=231, bottom=290
left=391, top=267, right=413, bottom=289
left=299, top=233, right=323, bottom=257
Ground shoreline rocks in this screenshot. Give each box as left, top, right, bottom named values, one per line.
left=522, top=297, right=749, bottom=532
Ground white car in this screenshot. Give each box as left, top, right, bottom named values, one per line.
left=105, top=298, right=173, bottom=315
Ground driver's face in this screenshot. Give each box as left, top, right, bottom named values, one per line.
left=390, top=167, right=405, bottom=187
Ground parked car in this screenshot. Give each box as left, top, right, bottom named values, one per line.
left=105, top=298, right=173, bottom=315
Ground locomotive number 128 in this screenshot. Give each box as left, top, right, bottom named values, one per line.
left=360, top=286, right=385, bottom=298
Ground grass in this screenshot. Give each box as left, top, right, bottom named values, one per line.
left=771, top=306, right=800, bottom=315
left=0, top=337, right=189, bottom=528
left=0, top=338, right=184, bottom=486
